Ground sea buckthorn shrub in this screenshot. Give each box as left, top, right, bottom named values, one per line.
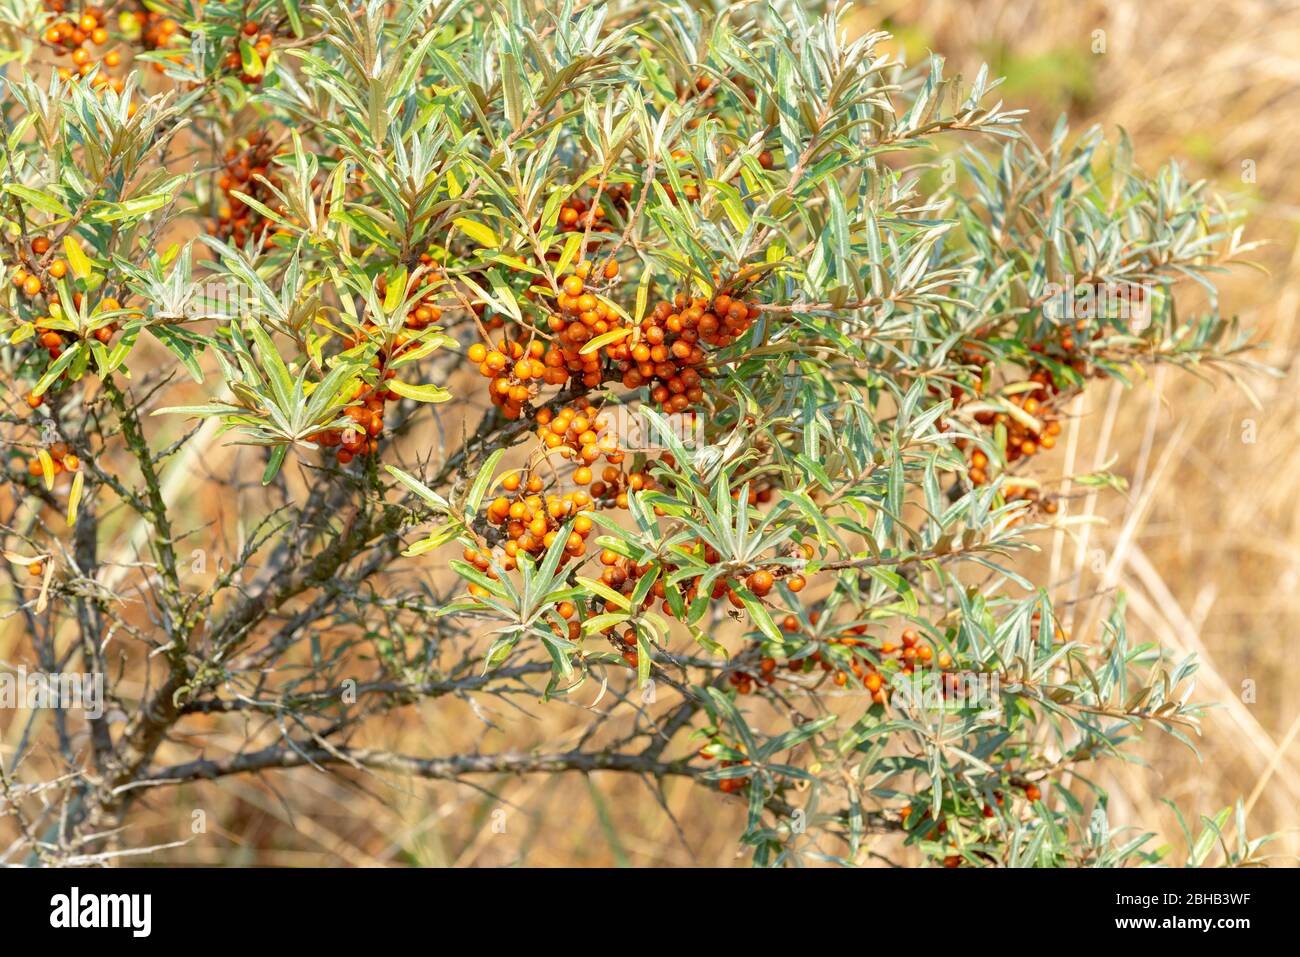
left=0, top=0, right=1271, bottom=866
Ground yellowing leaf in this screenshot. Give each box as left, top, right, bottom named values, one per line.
left=383, top=266, right=407, bottom=312
left=37, top=448, right=54, bottom=490
left=555, top=231, right=583, bottom=278
left=580, top=326, right=631, bottom=355
left=453, top=217, right=499, bottom=248
left=387, top=379, right=452, bottom=403
left=67, top=469, right=84, bottom=527
left=63, top=236, right=93, bottom=279
left=634, top=265, right=652, bottom=323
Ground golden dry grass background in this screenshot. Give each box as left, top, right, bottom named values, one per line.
left=5, top=0, right=1297, bottom=866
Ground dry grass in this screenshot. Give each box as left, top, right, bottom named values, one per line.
left=5, top=0, right=1296, bottom=867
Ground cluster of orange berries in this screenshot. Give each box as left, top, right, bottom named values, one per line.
left=968, top=386, right=1063, bottom=485
left=695, top=734, right=754, bottom=793
left=214, top=134, right=280, bottom=245
left=612, top=626, right=645, bottom=668
left=1004, top=483, right=1058, bottom=516
left=1030, top=318, right=1097, bottom=378
left=536, top=261, right=623, bottom=388
left=461, top=483, right=826, bottom=683
left=715, top=759, right=752, bottom=794
left=728, top=654, right=777, bottom=695
left=491, top=264, right=760, bottom=417
left=22, top=294, right=120, bottom=409
left=24, top=441, right=81, bottom=481
left=222, top=21, right=273, bottom=85
left=739, top=622, right=958, bottom=705
left=531, top=403, right=625, bottom=483
left=471, top=337, right=552, bottom=420
left=311, top=268, right=454, bottom=466
left=42, top=7, right=126, bottom=91
left=11, top=235, right=52, bottom=299
left=30, top=299, right=118, bottom=357
left=405, top=258, right=449, bottom=331
left=733, top=478, right=776, bottom=507
left=134, top=6, right=184, bottom=55
left=473, top=483, right=598, bottom=574
left=556, top=195, right=607, bottom=233
left=9, top=236, right=84, bottom=301
left=902, top=778, right=1046, bottom=864
left=554, top=183, right=632, bottom=235
left=583, top=456, right=656, bottom=510
left=619, top=291, right=757, bottom=412
left=938, top=339, right=1070, bottom=496
left=612, top=544, right=800, bottom=637
left=310, top=378, right=394, bottom=466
